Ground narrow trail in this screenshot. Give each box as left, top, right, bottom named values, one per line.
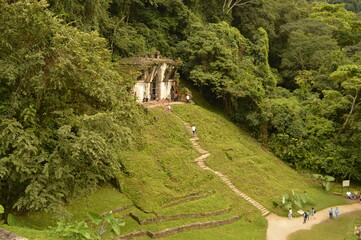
left=182, top=121, right=270, bottom=216
left=266, top=203, right=361, bottom=240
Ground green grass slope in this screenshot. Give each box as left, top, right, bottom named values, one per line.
left=1, top=97, right=346, bottom=240
left=172, top=104, right=345, bottom=215
left=111, top=102, right=344, bottom=239
left=116, top=107, right=266, bottom=239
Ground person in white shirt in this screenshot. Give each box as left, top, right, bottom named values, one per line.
left=186, top=95, right=190, bottom=103
left=346, top=191, right=352, bottom=199
left=191, top=125, right=196, bottom=137
left=288, top=208, right=292, bottom=219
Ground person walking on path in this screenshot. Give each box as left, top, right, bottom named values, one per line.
left=186, top=94, right=190, bottom=103
left=311, top=207, right=316, bottom=220
left=191, top=125, right=196, bottom=137
left=303, top=211, right=308, bottom=224
left=267, top=203, right=361, bottom=240
left=335, top=207, right=340, bottom=220
left=288, top=208, right=293, bottom=219
left=329, top=208, right=333, bottom=219
left=306, top=210, right=310, bottom=221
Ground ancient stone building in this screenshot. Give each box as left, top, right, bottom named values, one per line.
left=119, top=52, right=180, bottom=102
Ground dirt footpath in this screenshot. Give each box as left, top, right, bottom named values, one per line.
left=266, top=203, right=361, bottom=240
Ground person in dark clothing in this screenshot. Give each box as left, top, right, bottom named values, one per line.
left=329, top=208, right=333, bottom=219
left=303, top=211, right=308, bottom=224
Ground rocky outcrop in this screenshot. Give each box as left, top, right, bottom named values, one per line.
left=0, top=228, right=28, bottom=240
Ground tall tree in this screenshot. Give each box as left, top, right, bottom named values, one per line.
left=330, top=64, right=361, bottom=134
left=0, top=0, right=142, bottom=213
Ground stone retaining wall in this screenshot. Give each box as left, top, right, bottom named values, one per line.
left=115, top=230, right=148, bottom=239
left=163, top=191, right=214, bottom=208
left=85, top=204, right=134, bottom=223
left=100, top=204, right=133, bottom=216
left=150, top=215, right=240, bottom=239
left=129, top=208, right=231, bottom=225
left=165, top=191, right=203, bottom=202
left=116, top=215, right=240, bottom=239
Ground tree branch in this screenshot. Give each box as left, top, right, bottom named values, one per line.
left=224, top=0, right=254, bottom=14
left=338, top=88, right=360, bottom=136
left=346, top=94, right=355, bottom=101
left=110, top=16, right=126, bottom=55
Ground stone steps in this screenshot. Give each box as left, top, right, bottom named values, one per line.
left=182, top=121, right=270, bottom=217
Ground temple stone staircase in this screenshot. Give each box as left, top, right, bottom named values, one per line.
left=182, top=121, right=270, bottom=217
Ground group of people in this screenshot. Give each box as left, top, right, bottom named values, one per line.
left=143, top=95, right=168, bottom=104
left=300, top=208, right=316, bottom=223
left=288, top=206, right=343, bottom=223
left=288, top=207, right=315, bottom=223
left=346, top=191, right=361, bottom=201
left=328, top=207, right=340, bottom=220
left=143, top=92, right=189, bottom=103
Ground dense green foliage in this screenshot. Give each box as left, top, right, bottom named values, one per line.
left=177, top=0, right=361, bottom=182
left=51, top=211, right=125, bottom=239
left=279, top=190, right=311, bottom=210
left=312, top=174, right=335, bottom=191
left=1, top=0, right=360, bottom=222
left=0, top=0, right=142, bottom=214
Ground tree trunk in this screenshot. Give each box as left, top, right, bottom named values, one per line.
left=338, top=88, right=360, bottom=135
left=260, top=120, right=269, bottom=147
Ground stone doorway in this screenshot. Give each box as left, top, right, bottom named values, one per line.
left=170, top=86, right=175, bottom=101
left=150, top=79, right=158, bottom=100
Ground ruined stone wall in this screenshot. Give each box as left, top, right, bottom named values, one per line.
left=123, top=56, right=178, bottom=102
left=116, top=215, right=240, bottom=239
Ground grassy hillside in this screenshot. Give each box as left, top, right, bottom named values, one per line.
left=172, top=104, right=346, bottom=215
left=1, top=99, right=346, bottom=240
left=115, top=107, right=266, bottom=239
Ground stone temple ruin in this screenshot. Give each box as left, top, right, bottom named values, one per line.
left=119, top=52, right=180, bottom=102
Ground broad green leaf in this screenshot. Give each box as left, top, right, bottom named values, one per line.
left=312, top=174, right=322, bottom=180
left=88, top=211, right=102, bottom=225
left=7, top=214, right=18, bottom=226
left=111, top=222, right=121, bottom=235
left=324, top=175, right=335, bottom=182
